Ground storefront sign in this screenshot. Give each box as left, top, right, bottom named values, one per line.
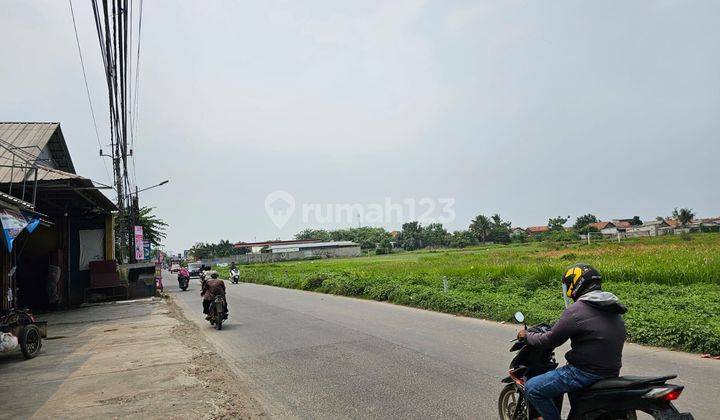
left=134, top=226, right=144, bottom=261
left=143, top=240, right=151, bottom=261
left=0, top=209, right=38, bottom=252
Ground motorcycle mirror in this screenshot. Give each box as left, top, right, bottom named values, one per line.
left=513, top=312, right=525, bottom=324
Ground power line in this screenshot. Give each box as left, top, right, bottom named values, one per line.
left=68, top=0, right=112, bottom=186
left=130, top=0, right=143, bottom=189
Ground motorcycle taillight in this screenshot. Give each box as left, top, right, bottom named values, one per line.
left=642, top=386, right=683, bottom=401
left=663, top=389, right=682, bottom=401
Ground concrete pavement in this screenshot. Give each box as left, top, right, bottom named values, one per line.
left=0, top=297, right=264, bottom=419
left=168, top=273, right=718, bottom=419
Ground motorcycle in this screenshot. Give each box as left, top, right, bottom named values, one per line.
left=230, top=268, right=240, bottom=284
left=208, top=296, right=226, bottom=330
left=177, top=274, right=189, bottom=291
left=499, top=311, right=694, bottom=420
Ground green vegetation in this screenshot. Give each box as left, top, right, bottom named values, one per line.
left=216, top=234, right=720, bottom=355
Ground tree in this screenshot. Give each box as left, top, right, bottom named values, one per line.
left=137, top=206, right=168, bottom=246
left=421, top=223, right=450, bottom=248
left=398, top=221, right=423, bottom=250
left=488, top=213, right=512, bottom=244
left=672, top=208, right=695, bottom=226
left=450, top=230, right=479, bottom=248
left=548, top=215, right=570, bottom=231
left=376, top=237, right=392, bottom=254
left=295, top=229, right=331, bottom=241
left=573, top=214, right=598, bottom=231
left=470, top=215, right=492, bottom=243
left=630, top=216, right=643, bottom=226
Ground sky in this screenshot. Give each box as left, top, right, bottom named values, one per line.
left=1, top=0, right=719, bottom=254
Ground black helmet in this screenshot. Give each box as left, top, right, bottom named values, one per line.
left=210, top=272, right=219, bottom=279
left=562, top=263, right=602, bottom=301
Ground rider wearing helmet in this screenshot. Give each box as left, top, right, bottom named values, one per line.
left=201, top=272, right=228, bottom=320
left=518, top=263, right=627, bottom=420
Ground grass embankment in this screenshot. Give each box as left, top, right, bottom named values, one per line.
left=216, top=234, right=720, bottom=354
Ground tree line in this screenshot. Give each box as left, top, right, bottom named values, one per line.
left=187, top=207, right=698, bottom=257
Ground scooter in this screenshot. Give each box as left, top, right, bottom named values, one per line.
left=498, top=311, right=694, bottom=420
left=177, top=274, right=190, bottom=291
left=230, top=268, right=240, bottom=284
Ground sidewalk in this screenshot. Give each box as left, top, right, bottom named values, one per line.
left=0, top=298, right=265, bottom=419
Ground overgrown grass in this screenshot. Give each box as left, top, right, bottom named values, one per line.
left=215, top=234, right=720, bottom=354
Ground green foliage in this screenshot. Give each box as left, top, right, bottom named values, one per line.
left=398, top=221, right=423, bottom=250
left=216, top=234, right=720, bottom=355
left=548, top=215, right=570, bottom=231
left=488, top=214, right=512, bottom=244
left=189, top=239, right=244, bottom=259
left=137, top=207, right=168, bottom=246
left=470, top=214, right=492, bottom=243
left=672, top=207, right=695, bottom=226
left=573, top=214, right=598, bottom=230
left=450, top=230, right=479, bottom=248
left=295, top=229, right=332, bottom=241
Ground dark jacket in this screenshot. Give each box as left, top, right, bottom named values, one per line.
left=526, top=291, right=627, bottom=377
left=201, top=279, right=226, bottom=301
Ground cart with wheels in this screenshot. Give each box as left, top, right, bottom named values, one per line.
left=0, top=308, right=46, bottom=359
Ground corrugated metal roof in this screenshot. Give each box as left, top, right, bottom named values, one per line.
left=0, top=122, right=80, bottom=183
left=0, top=190, right=34, bottom=210
left=267, top=241, right=359, bottom=250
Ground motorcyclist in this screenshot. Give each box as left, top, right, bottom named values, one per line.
left=201, top=272, right=228, bottom=320
left=229, top=262, right=239, bottom=282
left=517, top=263, right=627, bottom=420
left=178, top=267, right=190, bottom=287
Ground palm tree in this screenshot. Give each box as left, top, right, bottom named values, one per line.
left=672, top=208, right=695, bottom=227
left=137, top=206, right=168, bottom=245
left=470, top=214, right=492, bottom=243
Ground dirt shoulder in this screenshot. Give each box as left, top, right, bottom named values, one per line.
left=166, top=298, right=266, bottom=419
left=0, top=298, right=265, bottom=419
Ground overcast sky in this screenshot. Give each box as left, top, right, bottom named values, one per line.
left=1, top=1, right=719, bottom=253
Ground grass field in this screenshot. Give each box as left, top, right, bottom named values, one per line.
left=216, top=234, right=720, bottom=354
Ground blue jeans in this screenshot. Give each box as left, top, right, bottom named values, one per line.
left=525, top=364, right=602, bottom=420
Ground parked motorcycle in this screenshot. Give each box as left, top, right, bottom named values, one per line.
left=230, top=268, right=240, bottom=284
left=499, top=311, right=694, bottom=420
left=208, top=296, right=226, bottom=330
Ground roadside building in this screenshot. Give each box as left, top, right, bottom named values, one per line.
left=234, top=239, right=323, bottom=254
left=267, top=241, right=361, bottom=257
left=626, top=220, right=670, bottom=237
left=0, top=122, right=117, bottom=309
left=525, top=226, right=550, bottom=236
left=612, top=221, right=633, bottom=231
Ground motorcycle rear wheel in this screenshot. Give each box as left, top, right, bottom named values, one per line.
left=499, top=383, right=528, bottom=420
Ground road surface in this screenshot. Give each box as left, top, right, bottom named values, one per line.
left=166, top=273, right=716, bottom=419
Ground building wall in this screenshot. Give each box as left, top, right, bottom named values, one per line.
left=67, top=213, right=108, bottom=306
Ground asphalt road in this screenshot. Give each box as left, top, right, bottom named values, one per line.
left=166, top=273, right=717, bottom=419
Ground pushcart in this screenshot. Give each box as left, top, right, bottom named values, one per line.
left=0, top=307, right=46, bottom=359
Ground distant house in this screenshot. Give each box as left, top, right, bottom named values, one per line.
left=510, top=227, right=526, bottom=236
left=612, top=221, right=633, bottom=231
left=234, top=239, right=322, bottom=254
left=587, top=221, right=620, bottom=237
left=267, top=241, right=360, bottom=257
left=627, top=220, right=670, bottom=237
left=526, top=226, right=550, bottom=235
